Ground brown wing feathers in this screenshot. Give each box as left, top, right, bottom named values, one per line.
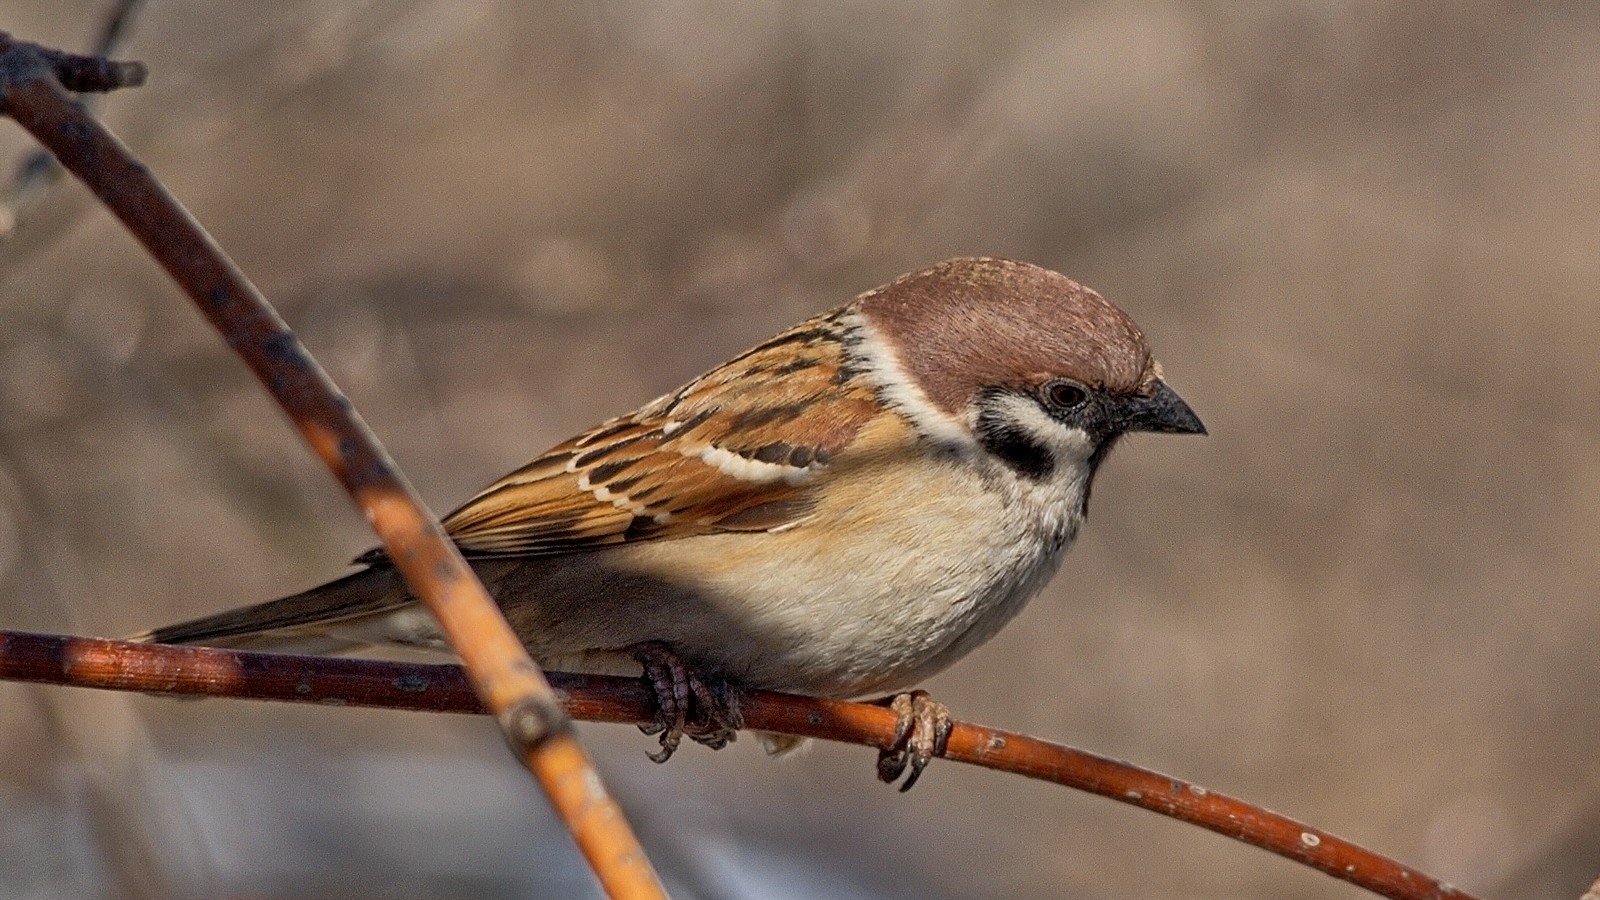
left=439, top=311, right=878, bottom=557
left=141, top=313, right=880, bottom=646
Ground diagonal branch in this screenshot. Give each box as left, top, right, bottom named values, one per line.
left=0, top=32, right=665, bottom=900
left=0, top=2, right=148, bottom=237
left=0, top=631, right=1473, bottom=900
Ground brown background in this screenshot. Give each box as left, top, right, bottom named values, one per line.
left=1, top=2, right=1596, bottom=898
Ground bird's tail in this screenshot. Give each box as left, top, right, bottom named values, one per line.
left=127, top=566, right=418, bottom=655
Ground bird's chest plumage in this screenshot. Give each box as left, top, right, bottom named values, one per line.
left=611, top=443, right=1091, bottom=697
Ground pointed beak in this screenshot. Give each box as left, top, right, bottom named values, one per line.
left=1123, top=380, right=1206, bottom=436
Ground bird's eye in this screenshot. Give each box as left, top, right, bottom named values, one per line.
left=1042, top=379, right=1089, bottom=411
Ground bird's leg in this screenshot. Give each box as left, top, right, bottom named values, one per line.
left=874, top=690, right=953, bottom=791
left=630, top=641, right=743, bottom=762
left=684, top=676, right=742, bottom=752
left=632, top=641, right=690, bottom=762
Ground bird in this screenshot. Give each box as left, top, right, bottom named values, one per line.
left=134, top=256, right=1205, bottom=789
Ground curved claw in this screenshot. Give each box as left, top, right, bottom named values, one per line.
left=635, top=642, right=689, bottom=762
left=685, top=677, right=743, bottom=750
left=876, top=690, right=952, bottom=791
left=631, top=641, right=742, bottom=763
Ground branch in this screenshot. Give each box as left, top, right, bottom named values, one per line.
left=0, top=631, right=1474, bottom=900
left=0, top=33, right=145, bottom=97
left=0, top=33, right=665, bottom=899
left=0, top=2, right=149, bottom=237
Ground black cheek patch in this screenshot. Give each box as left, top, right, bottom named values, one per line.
left=975, top=405, right=1055, bottom=480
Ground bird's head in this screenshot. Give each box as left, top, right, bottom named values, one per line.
left=853, top=256, right=1205, bottom=482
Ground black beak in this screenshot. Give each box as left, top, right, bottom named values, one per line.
left=1122, top=380, right=1206, bottom=436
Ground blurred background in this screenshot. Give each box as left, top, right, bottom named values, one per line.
left=1, top=1, right=1596, bottom=897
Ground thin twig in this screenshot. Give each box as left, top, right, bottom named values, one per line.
left=88, top=0, right=149, bottom=59
left=0, top=630, right=1474, bottom=900
left=0, top=2, right=147, bottom=236
left=0, top=33, right=665, bottom=900
left=0, top=36, right=146, bottom=94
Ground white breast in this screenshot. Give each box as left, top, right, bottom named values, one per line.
left=615, top=440, right=1092, bottom=697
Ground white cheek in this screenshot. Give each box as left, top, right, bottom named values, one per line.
left=1041, top=422, right=1096, bottom=467
left=974, top=395, right=1098, bottom=545
left=985, top=394, right=1097, bottom=468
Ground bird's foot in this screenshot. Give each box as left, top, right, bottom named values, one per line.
left=631, top=641, right=742, bottom=763
left=875, top=690, right=952, bottom=791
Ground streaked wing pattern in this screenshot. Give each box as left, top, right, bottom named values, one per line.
left=438, top=311, right=880, bottom=556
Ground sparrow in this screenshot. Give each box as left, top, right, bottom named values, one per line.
left=134, top=256, right=1205, bottom=788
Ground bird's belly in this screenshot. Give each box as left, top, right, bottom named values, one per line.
left=606, top=491, right=1076, bottom=697
left=693, top=563, right=1047, bottom=697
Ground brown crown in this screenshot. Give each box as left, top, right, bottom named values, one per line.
left=855, top=257, right=1156, bottom=415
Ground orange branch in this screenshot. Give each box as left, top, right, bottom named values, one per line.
left=0, top=32, right=664, bottom=899
left=0, top=631, right=1472, bottom=900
